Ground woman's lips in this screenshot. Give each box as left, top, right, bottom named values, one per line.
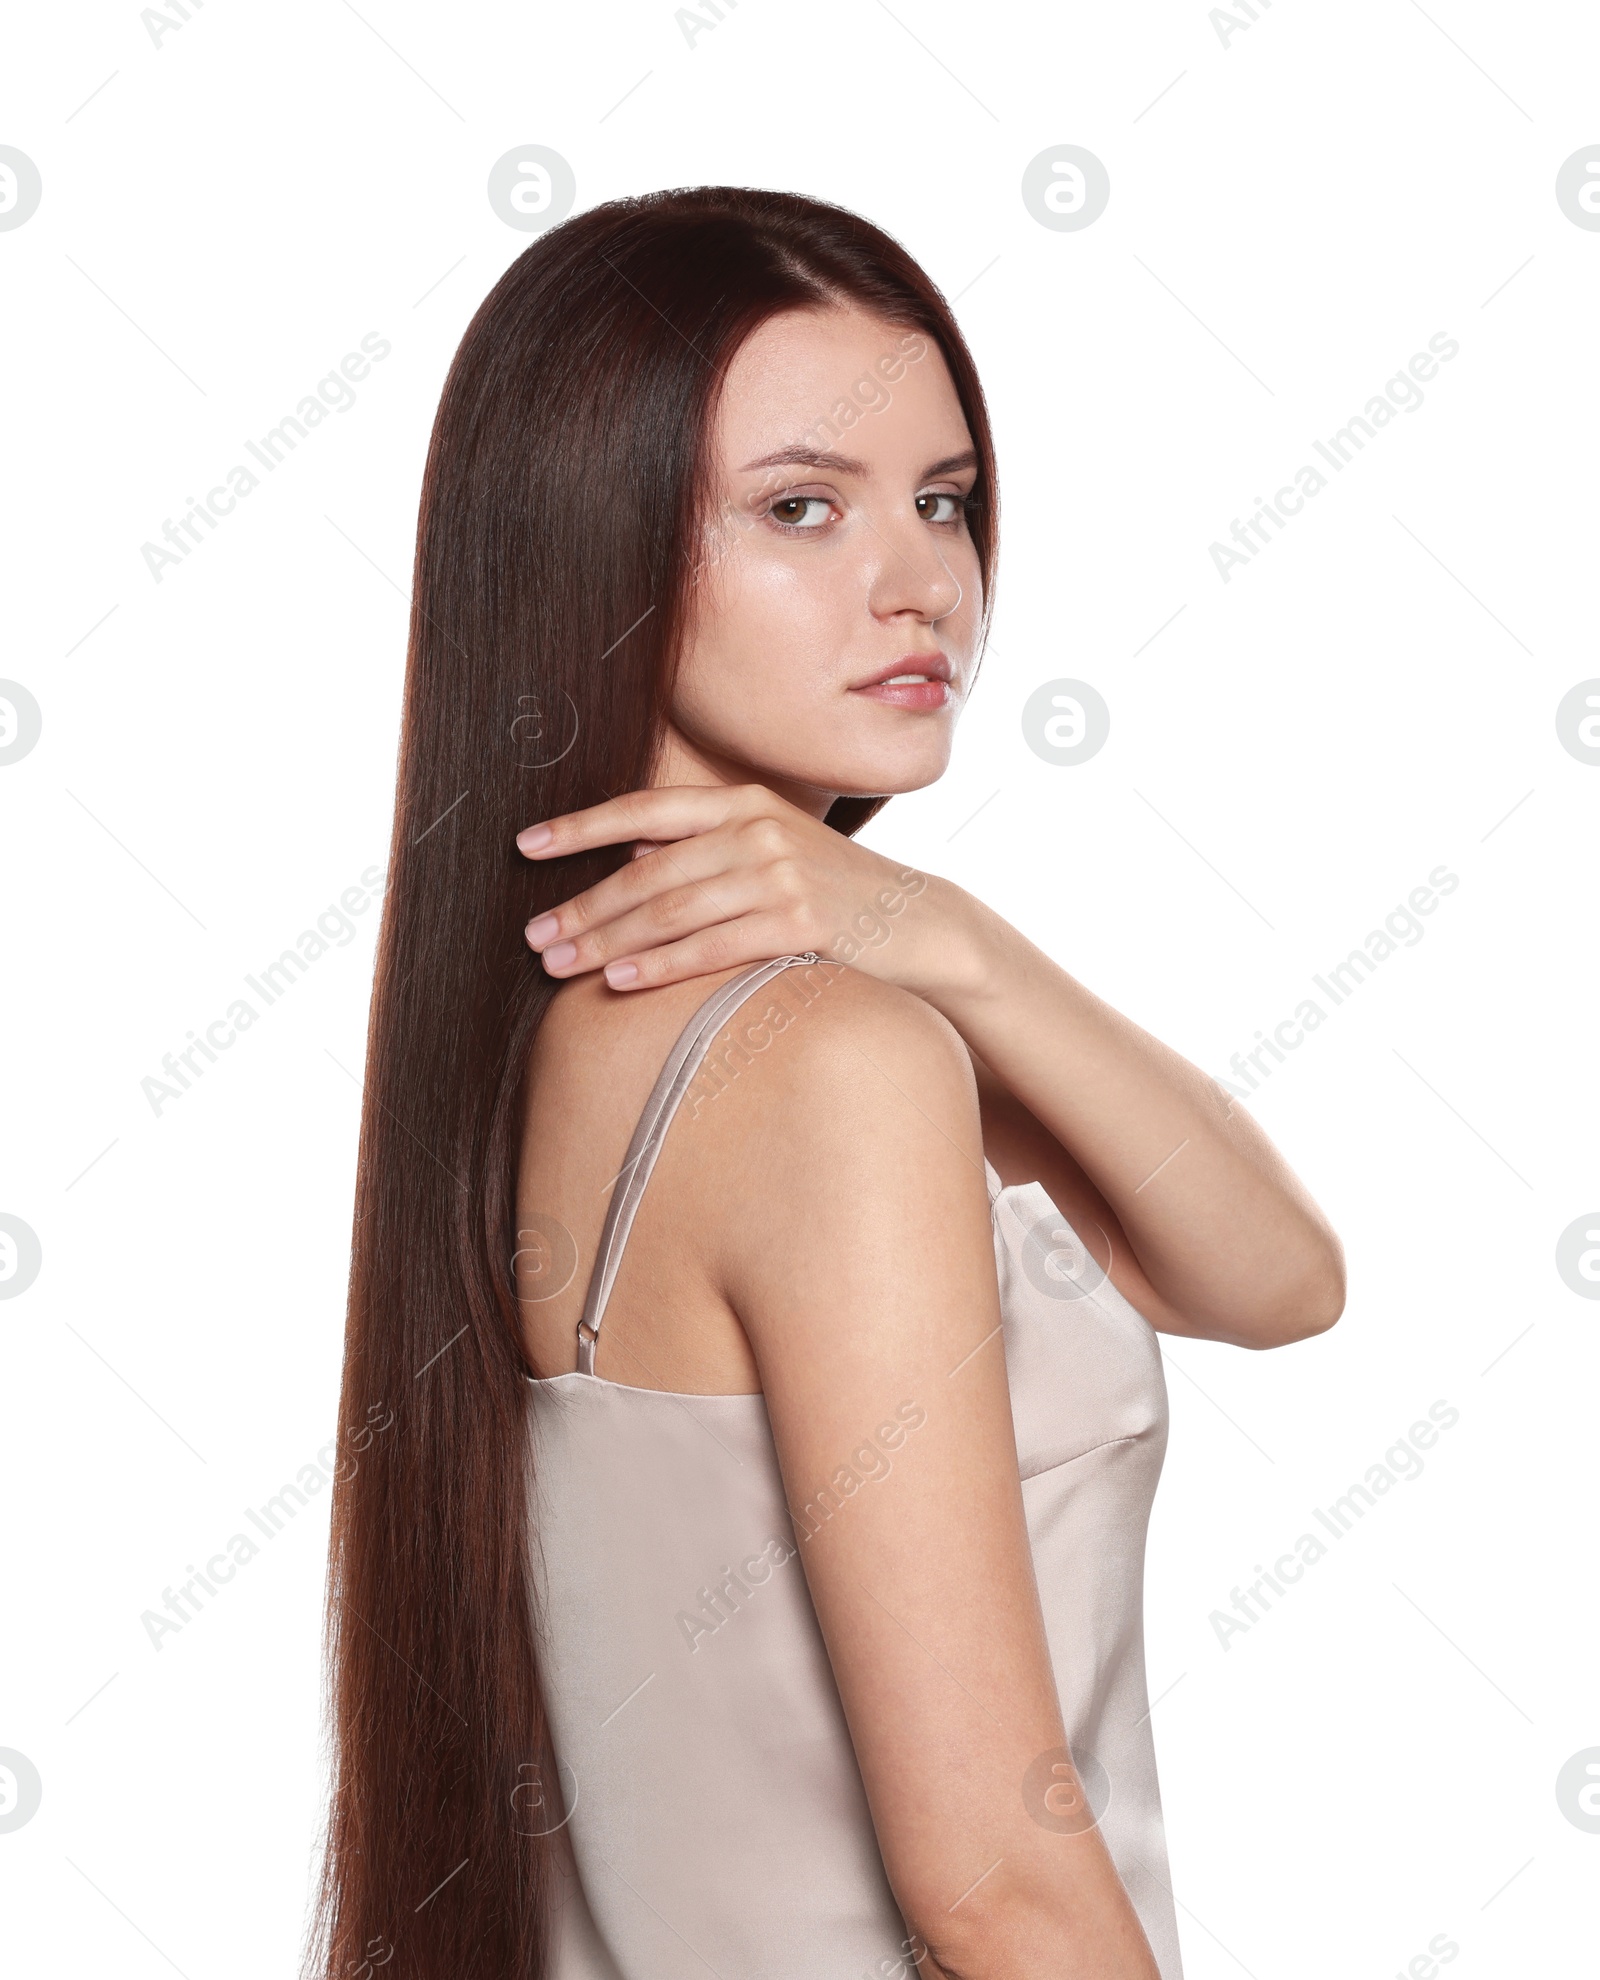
left=850, top=677, right=952, bottom=710
left=849, top=655, right=954, bottom=711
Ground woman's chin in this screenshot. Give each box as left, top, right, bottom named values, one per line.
left=847, top=740, right=955, bottom=798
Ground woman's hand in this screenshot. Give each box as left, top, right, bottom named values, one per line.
left=516, top=782, right=985, bottom=997
left=516, top=781, right=1345, bottom=1349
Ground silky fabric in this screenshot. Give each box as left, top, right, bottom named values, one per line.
left=523, top=955, right=1185, bottom=1977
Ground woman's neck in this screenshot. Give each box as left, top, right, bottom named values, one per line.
left=650, top=722, right=839, bottom=822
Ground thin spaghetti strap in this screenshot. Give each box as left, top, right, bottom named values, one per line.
left=574, top=952, right=822, bottom=1377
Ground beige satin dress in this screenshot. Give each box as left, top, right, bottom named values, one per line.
left=523, top=954, right=1185, bottom=1977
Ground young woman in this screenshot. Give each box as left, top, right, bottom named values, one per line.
left=314, top=187, right=1344, bottom=1980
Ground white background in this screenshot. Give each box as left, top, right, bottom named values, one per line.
left=2, top=2, right=1597, bottom=1974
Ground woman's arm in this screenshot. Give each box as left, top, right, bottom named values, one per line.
left=916, top=884, right=1347, bottom=1350
left=518, top=782, right=1346, bottom=1350
left=696, top=965, right=1162, bottom=1980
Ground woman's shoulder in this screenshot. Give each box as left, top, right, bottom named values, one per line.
left=533, top=955, right=967, bottom=1098
left=532, top=959, right=744, bottom=1065
left=525, top=955, right=981, bottom=1224
left=643, top=956, right=976, bottom=1114
left=683, top=960, right=985, bottom=1224
left=525, top=961, right=759, bottom=1117
left=751, top=959, right=973, bottom=1110
left=517, top=958, right=986, bottom=1385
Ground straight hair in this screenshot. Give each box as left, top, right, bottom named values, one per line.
left=309, top=184, right=999, bottom=1978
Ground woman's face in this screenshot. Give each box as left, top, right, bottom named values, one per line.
left=661, top=304, right=984, bottom=816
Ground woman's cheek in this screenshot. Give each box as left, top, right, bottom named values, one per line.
left=726, top=555, right=854, bottom=669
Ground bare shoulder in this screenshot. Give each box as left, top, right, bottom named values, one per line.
left=518, top=960, right=761, bottom=1253
left=527, top=958, right=746, bottom=1078
left=681, top=954, right=982, bottom=1188
left=687, top=961, right=990, bottom=1302
left=688, top=959, right=982, bottom=1173
left=516, top=958, right=988, bottom=1384
left=516, top=963, right=768, bottom=1379
left=519, top=954, right=969, bottom=1143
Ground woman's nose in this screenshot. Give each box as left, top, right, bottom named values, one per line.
left=864, top=509, right=966, bottom=625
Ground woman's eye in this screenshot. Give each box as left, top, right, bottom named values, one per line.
left=768, top=496, right=835, bottom=530
left=916, top=491, right=967, bottom=524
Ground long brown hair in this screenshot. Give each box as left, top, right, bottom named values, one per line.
left=309, top=186, right=999, bottom=1978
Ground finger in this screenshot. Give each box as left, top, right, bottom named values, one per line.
left=596, top=914, right=806, bottom=991
left=516, top=784, right=757, bottom=859
left=535, top=864, right=776, bottom=979
left=524, top=829, right=742, bottom=958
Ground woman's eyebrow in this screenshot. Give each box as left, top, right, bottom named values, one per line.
left=738, top=445, right=980, bottom=477
left=740, top=446, right=868, bottom=474
left=922, top=448, right=979, bottom=478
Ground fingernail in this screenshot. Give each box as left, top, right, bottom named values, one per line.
left=517, top=824, right=553, bottom=852
left=604, top=961, right=639, bottom=987
left=525, top=914, right=559, bottom=945
left=543, top=941, right=577, bottom=971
